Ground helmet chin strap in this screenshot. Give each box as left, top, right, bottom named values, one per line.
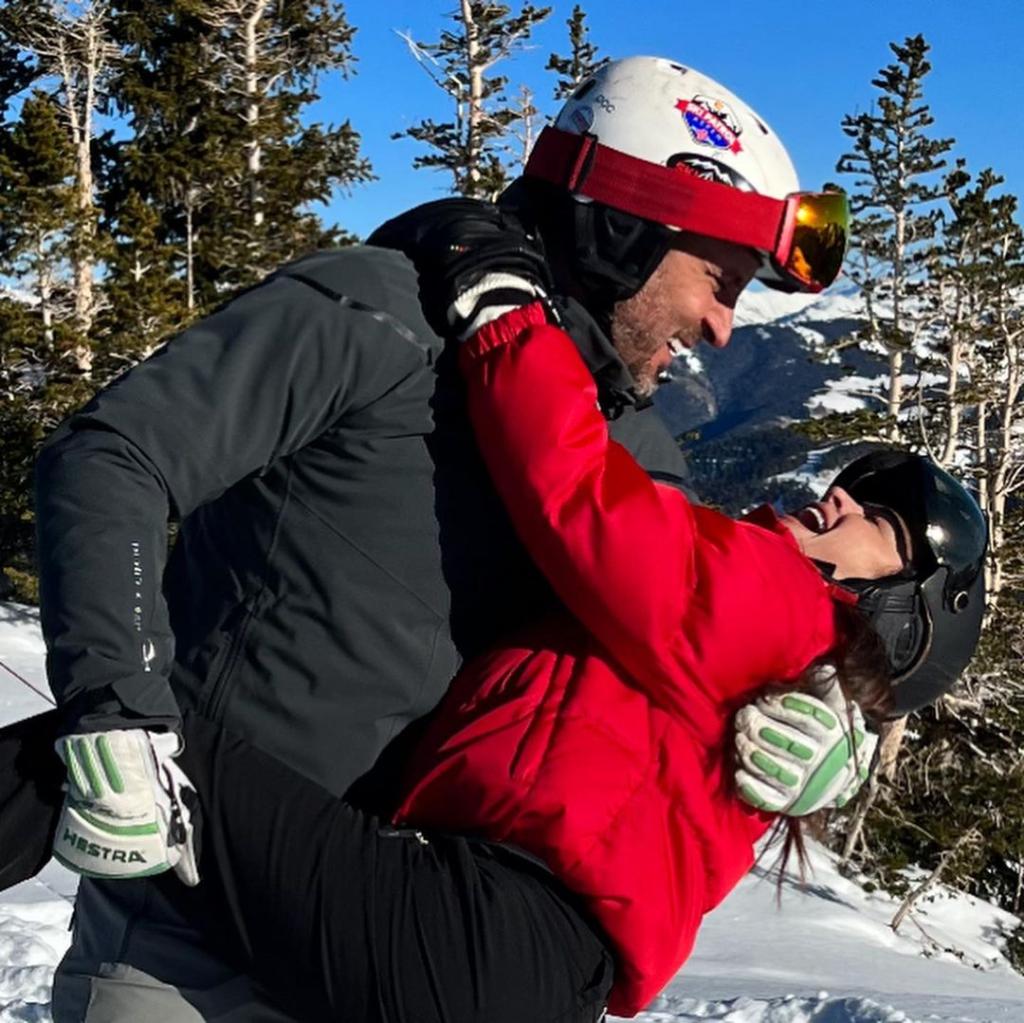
left=810, top=557, right=927, bottom=682
left=810, top=557, right=839, bottom=580
left=841, top=575, right=927, bottom=682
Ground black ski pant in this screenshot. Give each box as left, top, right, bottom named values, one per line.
left=1, top=712, right=614, bottom=1023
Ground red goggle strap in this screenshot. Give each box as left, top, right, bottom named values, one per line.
left=525, top=126, right=787, bottom=257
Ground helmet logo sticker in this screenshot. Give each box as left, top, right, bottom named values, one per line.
left=570, top=105, right=594, bottom=133
left=666, top=153, right=753, bottom=190
left=675, top=95, right=743, bottom=154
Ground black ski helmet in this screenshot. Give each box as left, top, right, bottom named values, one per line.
left=830, top=451, right=988, bottom=716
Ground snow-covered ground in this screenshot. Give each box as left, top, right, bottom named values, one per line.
left=4, top=603, right=1024, bottom=1022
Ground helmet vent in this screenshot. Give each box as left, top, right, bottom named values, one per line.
left=754, top=117, right=769, bottom=135
left=952, top=590, right=970, bottom=613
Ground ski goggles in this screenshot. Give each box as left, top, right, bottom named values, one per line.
left=524, top=126, right=850, bottom=294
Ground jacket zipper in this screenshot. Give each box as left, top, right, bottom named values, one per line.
left=202, top=607, right=255, bottom=722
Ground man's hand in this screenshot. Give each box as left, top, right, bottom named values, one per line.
left=734, top=671, right=878, bottom=816
left=53, top=729, right=200, bottom=885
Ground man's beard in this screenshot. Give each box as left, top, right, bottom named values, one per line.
left=608, top=263, right=674, bottom=398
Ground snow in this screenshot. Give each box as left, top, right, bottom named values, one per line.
left=0, top=605, right=74, bottom=1023
left=4, top=604, right=1024, bottom=1022
left=0, top=606, right=54, bottom=725
left=733, top=284, right=865, bottom=332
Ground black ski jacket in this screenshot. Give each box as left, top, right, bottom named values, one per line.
left=35, top=213, right=691, bottom=801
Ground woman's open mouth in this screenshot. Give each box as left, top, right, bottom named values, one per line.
left=796, top=505, right=827, bottom=533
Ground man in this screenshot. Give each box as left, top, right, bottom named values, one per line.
left=37, top=56, right=860, bottom=1022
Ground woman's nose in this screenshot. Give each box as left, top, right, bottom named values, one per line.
left=827, top=486, right=864, bottom=517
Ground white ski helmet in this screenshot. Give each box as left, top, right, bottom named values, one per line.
left=520, top=56, right=847, bottom=300
left=556, top=56, right=799, bottom=200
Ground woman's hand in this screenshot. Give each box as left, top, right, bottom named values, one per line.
left=378, top=198, right=554, bottom=340
left=733, top=671, right=878, bottom=816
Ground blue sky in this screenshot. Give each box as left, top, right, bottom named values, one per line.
left=315, top=0, right=1024, bottom=238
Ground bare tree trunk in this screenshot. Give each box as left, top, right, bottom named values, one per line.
left=891, top=827, right=981, bottom=932
left=34, top=235, right=55, bottom=346
left=841, top=717, right=907, bottom=865
left=57, top=33, right=95, bottom=357
left=987, top=301, right=1023, bottom=609
left=185, top=199, right=196, bottom=313
left=939, top=330, right=962, bottom=466
left=460, top=0, right=483, bottom=195
left=243, top=0, right=269, bottom=228
left=884, top=199, right=907, bottom=439
left=887, top=349, right=904, bottom=435
left=977, top=398, right=995, bottom=601
left=516, top=84, right=540, bottom=172
left=26, top=1, right=118, bottom=378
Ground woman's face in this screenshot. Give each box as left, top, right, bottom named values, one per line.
left=779, top=486, right=911, bottom=582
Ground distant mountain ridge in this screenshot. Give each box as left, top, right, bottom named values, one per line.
left=651, top=284, right=890, bottom=511
left=652, top=284, right=882, bottom=443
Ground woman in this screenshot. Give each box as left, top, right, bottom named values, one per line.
left=146, top=296, right=986, bottom=1021
left=2, top=308, right=987, bottom=1021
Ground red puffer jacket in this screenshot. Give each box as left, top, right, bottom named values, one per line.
left=394, top=304, right=843, bottom=1016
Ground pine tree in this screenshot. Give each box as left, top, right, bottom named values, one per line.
left=832, top=170, right=1024, bottom=923
left=191, top=0, right=373, bottom=288
left=545, top=4, right=606, bottom=100
left=96, top=187, right=187, bottom=373
left=108, top=0, right=238, bottom=314
left=915, top=164, right=1024, bottom=617
left=964, top=180, right=1024, bottom=614
left=915, top=163, right=990, bottom=468
left=508, top=82, right=538, bottom=173
left=0, top=12, right=36, bottom=114
left=109, top=0, right=371, bottom=304
left=0, top=92, right=92, bottom=596
left=0, top=91, right=79, bottom=364
left=836, top=35, right=954, bottom=440
left=4, top=0, right=120, bottom=377
left=394, top=1, right=551, bottom=199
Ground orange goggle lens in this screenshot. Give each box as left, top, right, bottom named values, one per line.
left=775, top=191, right=850, bottom=291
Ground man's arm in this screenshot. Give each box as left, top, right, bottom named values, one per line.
left=36, top=268, right=428, bottom=737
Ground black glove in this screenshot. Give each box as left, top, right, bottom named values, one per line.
left=368, top=199, right=554, bottom=340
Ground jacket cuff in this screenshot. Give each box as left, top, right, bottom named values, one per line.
left=458, top=301, right=551, bottom=366
left=56, top=677, right=182, bottom=737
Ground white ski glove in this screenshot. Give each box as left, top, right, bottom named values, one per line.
left=53, top=729, right=200, bottom=885
left=734, top=669, right=878, bottom=816
left=447, top=272, right=548, bottom=340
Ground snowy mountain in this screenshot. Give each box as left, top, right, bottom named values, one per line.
left=4, top=604, right=1024, bottom=1022
left=652, top=283, right=880, bottom=444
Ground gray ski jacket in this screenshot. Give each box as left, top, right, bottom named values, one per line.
left=35, top=239, right=691, bottom=801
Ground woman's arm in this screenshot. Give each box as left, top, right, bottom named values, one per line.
left=460, top=302, right=712, bottom=715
